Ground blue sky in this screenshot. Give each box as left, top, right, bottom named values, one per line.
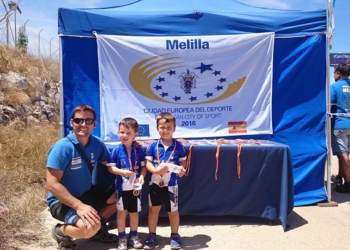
left=1, top=0, right=349, bottom=61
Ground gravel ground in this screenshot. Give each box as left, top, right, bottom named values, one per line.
left=18, top=156, right=350, bottom=250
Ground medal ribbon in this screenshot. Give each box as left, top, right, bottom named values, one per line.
left=185, top=143, right=197, bottom=176
left=214, top=139, right=260, bottom=179
left=186, top=139, right=261, bottom=180
left=127, top=146, right=137, bottom=172
left=156, top=140, right=176, bottom=177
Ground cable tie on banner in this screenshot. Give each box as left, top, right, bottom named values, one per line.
left=327, top=113, right=350, bottom=118
left=92, top=31, right=98, bottom=37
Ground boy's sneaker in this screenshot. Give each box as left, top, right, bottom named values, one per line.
left=128, top=234, right=143, bottom=249
left=118, top=236, right=128, bottom=250
left=51, top=223, right=76, bottom=250
left=170, top=234, right=182, bottom=250
left=143, top=233, right=157, bottom=249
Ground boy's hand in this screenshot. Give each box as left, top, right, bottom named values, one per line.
left=137, top=175, right=144, bottom=185
left=156, top=166, right=168, bottom=176
left=123, top=169, right=134, bottom=177
left=178, top=167, right=186, bottom=177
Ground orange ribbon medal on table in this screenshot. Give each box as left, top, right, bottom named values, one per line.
left=187, top=139, right=261, bottom=180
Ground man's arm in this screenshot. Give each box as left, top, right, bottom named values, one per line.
left=46, top=168, right=100, bottom=226
left=46, top=168, right=84, bottom=210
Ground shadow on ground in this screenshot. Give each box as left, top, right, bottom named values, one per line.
left=144, top=215, right=281, bottom=228
left=285, top=181, right=350, bottom=233
left=328, top=182, right=350, bottom=204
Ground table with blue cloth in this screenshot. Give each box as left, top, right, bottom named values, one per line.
left=97, top=140, right=294, bottom=231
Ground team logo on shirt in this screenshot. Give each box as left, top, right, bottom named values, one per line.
left=120, top=159, right=126, bottom=168
left=71, top=157, right=82, bottom=170
left=91, top=153, right=95, bottom=165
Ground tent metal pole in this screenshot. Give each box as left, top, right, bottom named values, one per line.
left=326, top=44, right=332, bottom=202
left=59, top=34, right=65, bottom=139
left=325, top=0, right=332, bottom=202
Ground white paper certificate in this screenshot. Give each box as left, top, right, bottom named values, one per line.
left=158, top=162, right=184, bottom=174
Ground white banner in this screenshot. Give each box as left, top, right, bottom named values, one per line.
left=96, top=33, right=274, bottom=141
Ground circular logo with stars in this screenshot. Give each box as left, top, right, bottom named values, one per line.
left=129, top=55, right=246, bottom=105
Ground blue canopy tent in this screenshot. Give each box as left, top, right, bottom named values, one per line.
left=58, top=0, right=330, bottom=207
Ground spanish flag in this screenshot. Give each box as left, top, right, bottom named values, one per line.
left=228, top=121, right=247, bottom=134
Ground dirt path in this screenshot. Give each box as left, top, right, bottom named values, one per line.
left=11, top=156, right=350, bottom=250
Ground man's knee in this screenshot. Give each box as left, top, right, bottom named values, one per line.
left=106, top=192, right=116, bottom=205
left=75, top=220, right=101, bottom=239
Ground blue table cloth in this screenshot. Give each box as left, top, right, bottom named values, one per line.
left=177, top=140, right=294, bottom=231
left=99, top=140, right=294, bottom=231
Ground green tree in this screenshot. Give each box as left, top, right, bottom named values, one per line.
left=16, top=25, right=29, bottom=53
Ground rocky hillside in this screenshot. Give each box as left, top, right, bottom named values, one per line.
left=0, top=45, right=59, bottom=126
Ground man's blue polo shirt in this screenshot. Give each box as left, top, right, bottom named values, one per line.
left=46, top=132, right=110, bottom=207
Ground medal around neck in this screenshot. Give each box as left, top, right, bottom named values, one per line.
left=129, top=173, right=142, bottom=196
left=158, top=179, right=165, bottom=188
left=133, top=189, right=141, bottom=196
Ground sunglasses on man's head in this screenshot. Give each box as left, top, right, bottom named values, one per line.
left=72, top=118, right=95, bottom=125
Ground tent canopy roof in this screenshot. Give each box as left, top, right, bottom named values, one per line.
left=58, top=0, right=326, bottom=37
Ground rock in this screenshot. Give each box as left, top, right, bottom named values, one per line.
left=2, top=106, right=16, bottom=119
left=0, top=92, right=4, bottom=102
left=0, top=71, right=60, bottom=126
left=0, top=113, right=11, bottom=125
left=27, top=115, right=41, bottom=125
left=1, top=71, right=28, bottom=89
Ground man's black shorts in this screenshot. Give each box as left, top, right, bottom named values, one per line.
left=50, top=184, right=114, bottom=223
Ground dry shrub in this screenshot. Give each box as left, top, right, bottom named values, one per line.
left=0, top=123, right=60, bottom=248
left=0, top=44, right=60, bottom=249
left=0, top=45, right=59, bottom=83
left=2, top=85, right=31, bottom=106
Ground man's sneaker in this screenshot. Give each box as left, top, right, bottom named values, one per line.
left=170, top=234, right=182, bottom=250
left=128, top=234, right=143, bottom=249
left=143, top=233, right=157, bottom=249
left=118, top=236, right=128, bottom=250
left=91, top=227, right=118, bottom=243
left=331, top=174, right=343, bottom=186
left=335, top=184, right=350, bottom=193
left=51, top=223, right=76, bottom=250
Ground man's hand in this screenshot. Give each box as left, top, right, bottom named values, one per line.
left=76, top=203, right=100, bottom=227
